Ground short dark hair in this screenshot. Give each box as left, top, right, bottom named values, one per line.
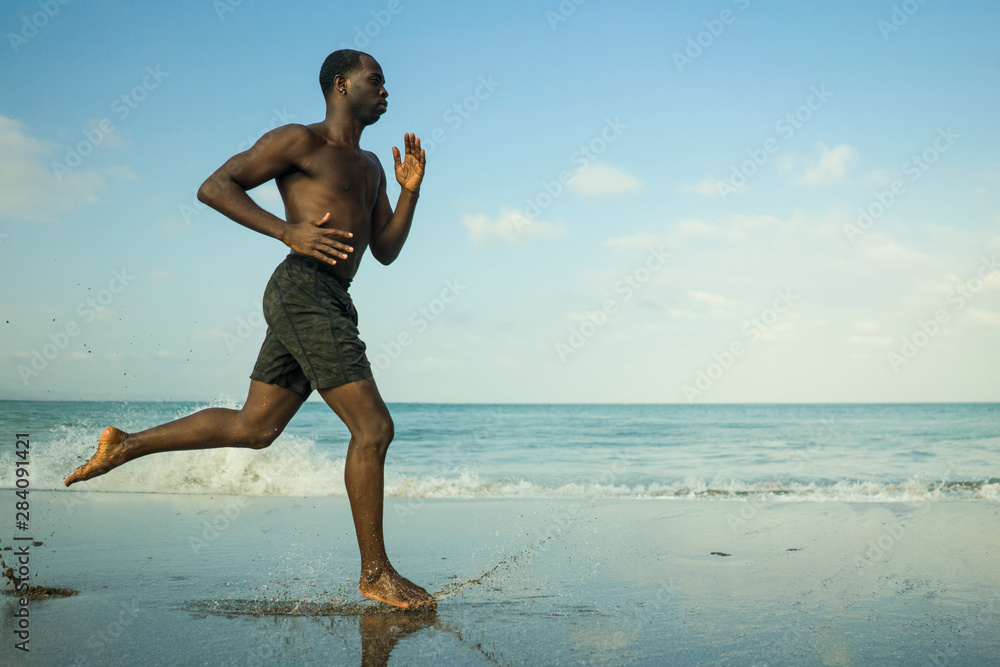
left=319, top=49, right=370, bottom=98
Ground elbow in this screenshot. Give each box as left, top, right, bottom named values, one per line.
left=197, top=173, right=228, bottom=207
left=196, top=181, right=214, bottom=206
left=369, top=239, right=396, bottom=265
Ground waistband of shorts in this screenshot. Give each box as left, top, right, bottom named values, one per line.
left=284, top=252, right=352, bottom=291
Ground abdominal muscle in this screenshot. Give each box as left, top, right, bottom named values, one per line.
left=278, top=178, right=374, bottom=281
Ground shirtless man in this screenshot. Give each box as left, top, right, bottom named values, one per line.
left=64, top=50, right=436, bottom=610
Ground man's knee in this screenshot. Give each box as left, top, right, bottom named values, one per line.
left=240, top=424, right=282, bottom=450
left=355, top=416, right=394, bottom=456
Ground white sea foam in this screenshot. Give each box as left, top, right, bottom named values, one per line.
left=1, top=400, right=996, bottom=502
left=7, top=429, right=996, bottom=502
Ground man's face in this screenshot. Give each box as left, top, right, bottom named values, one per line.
left=346, top=55, right=388, bottom=126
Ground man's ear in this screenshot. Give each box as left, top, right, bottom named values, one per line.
left=333, top=74, right=349, bottom=96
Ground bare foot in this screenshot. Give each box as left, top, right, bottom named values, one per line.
left=359, top=565, right=437, bottom=610
left=64, top=427, right=129, bottom=487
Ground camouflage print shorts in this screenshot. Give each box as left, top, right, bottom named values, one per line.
left=250, top=253, right=372, bottom=397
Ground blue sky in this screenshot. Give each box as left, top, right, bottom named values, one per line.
left=2, top=0, right=998, bottom=402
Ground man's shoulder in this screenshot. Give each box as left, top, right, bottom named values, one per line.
left=362, top=149, right=384, bottom=170
left=252, top=123, right=327, bottom=154
left=265, top=122, right=322, bottom=144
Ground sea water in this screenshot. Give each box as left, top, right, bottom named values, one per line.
left=0, top=400, right=997, bottom=501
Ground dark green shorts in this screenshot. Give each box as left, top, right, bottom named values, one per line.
left=250, top=253, right=372, bottom=397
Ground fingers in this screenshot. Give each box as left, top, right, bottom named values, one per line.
left=405, top=133, right=425, bottom=168
left=320, top=227, right=354, bottom=239
left=319, top=241, right=352, bottom=260
left=313, top=250, right=337, bottom=266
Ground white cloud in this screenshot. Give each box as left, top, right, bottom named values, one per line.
left=676, top=218, right=724, bottom=238
left=795, top=142, right=857, bottom=186
left=863, top=168, right=895, bottom=188
left=968, top=308, right=1000, bottom=328
left=567, top=162, right=641, bottom=196
left=462, top=208, right=563, bottom=245
left=849, top=335, right=893, bottom=345
left=689, top=291, right=731, bottom=309
left=681, top=177, right=748, bottom=198
left=603, top=231, right=667, bottom=250
left=0, top=115, right=117, bottom=222
left=668, top=309, right=707, bottom=320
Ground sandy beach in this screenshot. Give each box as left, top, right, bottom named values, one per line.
left=2, top=491, right=997, bottom=665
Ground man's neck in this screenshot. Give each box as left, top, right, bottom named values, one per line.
left=318, top=107, right=366, bottom=148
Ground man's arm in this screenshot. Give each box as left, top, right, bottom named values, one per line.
left=197, top=124, right=352, bottom=266
left=369, top=133, right=425, bottom=265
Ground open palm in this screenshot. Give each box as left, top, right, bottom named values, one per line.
left=393, top=133, right=425, bottom=193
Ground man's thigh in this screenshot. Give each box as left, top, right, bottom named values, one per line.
left=318, top=377, right=391, bottom=437
left=241, top=379, right=308, bottom=433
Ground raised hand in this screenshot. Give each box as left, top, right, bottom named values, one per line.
left=283, top=212, right=354, bottom=265
left=392, top=133, right=425, bottom=194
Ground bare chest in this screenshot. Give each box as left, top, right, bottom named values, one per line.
left=304, top=146, right=379, bottom=208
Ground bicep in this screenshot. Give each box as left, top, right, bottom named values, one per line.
left=214, top=124, right=312, bottom=190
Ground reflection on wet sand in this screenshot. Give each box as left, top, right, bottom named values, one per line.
left=358, top=611, right=437, bottom=667
left=185, top=599, right=451, bottom=667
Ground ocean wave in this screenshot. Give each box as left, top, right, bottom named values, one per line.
left=383, top=474, right=1000, bottom=502
left=1, top=401, right=996, bottom=502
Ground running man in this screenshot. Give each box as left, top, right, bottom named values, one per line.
left=64, top=50, right=436, bottom=610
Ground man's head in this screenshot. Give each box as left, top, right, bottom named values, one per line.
left=320, top=50, right=388, bottom=125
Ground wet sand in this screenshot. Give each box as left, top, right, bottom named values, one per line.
left=2, top=491, right=998, bottom=665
